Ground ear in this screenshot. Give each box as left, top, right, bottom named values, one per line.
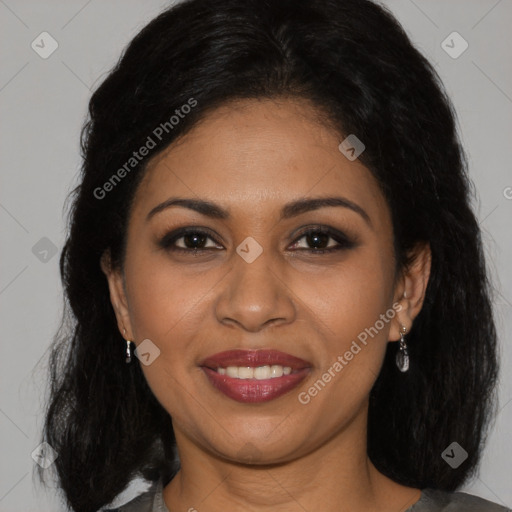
left=100, top=249, right=134, bottom=341
left=388, top=241, right=432, bottom=342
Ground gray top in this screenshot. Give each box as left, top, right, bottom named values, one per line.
left=102, top=478, right=511, bottom=512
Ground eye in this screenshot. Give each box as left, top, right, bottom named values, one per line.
left=158, top=226, right=356, bottom=255
left=158, top=227, right=223, bottom=253
left=288, top=226, right=356, bottom=254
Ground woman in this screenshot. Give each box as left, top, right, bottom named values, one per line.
left=37, top=0, right=510, bottom=511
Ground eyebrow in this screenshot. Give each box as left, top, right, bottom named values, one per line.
left=146, top=196, right=372, bottom=227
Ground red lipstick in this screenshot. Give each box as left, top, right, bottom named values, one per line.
left=200, top=349, right=311, bottom=403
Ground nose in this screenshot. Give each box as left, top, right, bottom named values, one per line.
left=214, top=247, right=296, bottom=332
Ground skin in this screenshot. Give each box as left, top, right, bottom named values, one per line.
left=102, top=97, right=431, bottom=512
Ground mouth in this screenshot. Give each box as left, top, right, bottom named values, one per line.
left=199, top=349, right=312, bottom=403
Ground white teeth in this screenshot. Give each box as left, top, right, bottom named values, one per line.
left=218, top=365, right=293, bottom=379
left=254, top=366, right=270, bottom=379
left=226, top=366, right=239, bottom=378
left=238, top=367, right=254, bottom=379
left=270, top=365, right=283, bottom=378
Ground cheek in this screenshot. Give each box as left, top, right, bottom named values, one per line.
left=303, top=248, right=395, bottom=393
left=123, top=253, right=208, bottom=417
left=124, top=251, right=215, bottom=343
left=302, top=248, right=394, bottom=338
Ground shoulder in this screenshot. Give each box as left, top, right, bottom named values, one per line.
left=411, top=488, right=511, bottom=511
left=99, top=479, right=169, bottom=512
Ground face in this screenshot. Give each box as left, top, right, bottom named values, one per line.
left=103, top=97, right=430, bottom=465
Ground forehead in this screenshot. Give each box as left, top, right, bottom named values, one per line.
left=132, top=97, right=389, bottom=227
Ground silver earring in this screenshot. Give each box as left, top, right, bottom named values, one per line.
left=395, top=324, right=409, bottom=372
left=125, top=339, right=133, bottom=364
left=123, top=329, right=133, bottom=364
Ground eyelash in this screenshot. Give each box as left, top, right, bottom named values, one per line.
left=158, top=226, right=356, bottom=255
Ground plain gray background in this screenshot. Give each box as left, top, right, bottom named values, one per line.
left=1, top=1, right=511, bottom=510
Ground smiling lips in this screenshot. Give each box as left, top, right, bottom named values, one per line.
left=200, top=349, right=311, bottom=403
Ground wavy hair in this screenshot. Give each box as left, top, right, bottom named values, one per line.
left=37, top=0, right=500, bottom=510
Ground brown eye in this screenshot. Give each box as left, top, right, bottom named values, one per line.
left=158, top=227, right=223, bottom=253
left=288, top=227, right=356, bottom=254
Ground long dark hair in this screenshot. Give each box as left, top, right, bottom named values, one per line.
left=36, top=0, right=500, bottom=510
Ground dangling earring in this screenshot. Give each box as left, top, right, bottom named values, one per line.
left=125, top=339, right=133, bottom=364
left=123, top=329, right=133, bottom=364
left=395, top=324, right=409, bottom=372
